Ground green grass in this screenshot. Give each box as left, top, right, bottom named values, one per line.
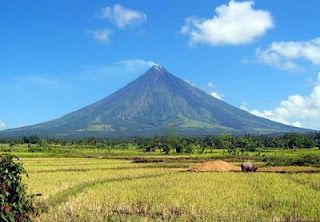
left=2, top=145, right=320, bottom=167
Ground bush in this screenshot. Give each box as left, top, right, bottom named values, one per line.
left=263, top=154, right=320, bottom=167
left=0, top=155, right=36, bottom=222
left=27, top=145, right=51, bottom=153
left=23, top=135, right=40, bottom=145
left=185, top=144, right=194, bottom=154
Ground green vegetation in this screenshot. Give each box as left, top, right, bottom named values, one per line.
left=0, top=155, right=36, bottom=222
left=1, top=132, right=320, bottom=167
left=0, top=133, right=319, bottom=221
left=1, top=132, right=319, bottom=153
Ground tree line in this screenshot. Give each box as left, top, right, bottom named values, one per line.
left=0, top=132, right=319, bottom=154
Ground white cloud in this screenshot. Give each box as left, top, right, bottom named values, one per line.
left=207, top=81, right=223, bottom=99
left=181, top=0, right=273, bottom=46
left=240, top=101, right=249, bottom=111
left=88, top=29, right=112, bottom=44
left=99, top=4, right=147, bottom=28
left=256, top=37, right=320, bottom=71
left=241, top=73, right=320, bottom=129
left=210, top=91, right=223, bottom=100
left=207, top=82, right=214, bottom=87
left=0, top=120, right=6, bottom=131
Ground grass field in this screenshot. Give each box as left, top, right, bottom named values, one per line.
left=1, top=147, right=320, bottom=221
left=13, top=156, right=318, bottom=221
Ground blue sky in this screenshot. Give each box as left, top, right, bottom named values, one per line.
left=1, top=0, right=320, bottom=130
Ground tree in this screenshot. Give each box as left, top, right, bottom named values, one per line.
left=246, top=139, right=257, bottom=152
left=0, top=155, right=37, bottom=221
left=119, top=144, right=127, bottom=150
left=301, top=135, right=315, bottom=148
left=23, top=135, right=40, bottom=145
left=316, top=140, right=320, bottom=149
left=203, top=136, right=216, bottom=152
left=185, top=144, right=194, bottom=154
left=166, top=124, right=178, bottom=154
left=212, top=137, right=223, bottom=149
left=39, top=139, right=49, bottom=148
left=162, top=143, right=171, bottom=155
left=314, top=133, right=320, bottom=149
left=220, top=135, right=236, bottom=154
left=175, top=143, right=184, bottom=154
left=9, top=141, right=15, bottom=152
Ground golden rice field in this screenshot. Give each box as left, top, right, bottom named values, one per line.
left=21, top=157, right=320, bottom=222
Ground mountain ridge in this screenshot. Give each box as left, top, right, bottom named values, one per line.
left=0, top=65, right=309, bottom=138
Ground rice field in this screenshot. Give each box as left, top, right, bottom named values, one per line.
left=19, top=157, right=320, bottom=222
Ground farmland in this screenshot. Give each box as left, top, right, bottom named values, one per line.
left=1, top=146, right=320, bottom=221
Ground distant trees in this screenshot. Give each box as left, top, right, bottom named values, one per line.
left=23, top=135, right=40, bottom=144
left=316, top=140, right=320, bottom=150
left=0, top=132, right=319, bottom=154
left=162, top=143, right=171, bottom=155
left=283, top=134, right=315, bottom=149
left=38, top=139, right=50, bottom=148
left=164, top=124, right=179, bottom=154
left=315, top=133, right=320, bottom=149
left=9, top=141, right=15, bottom=152
left=185, top=143, right=194, bottom=153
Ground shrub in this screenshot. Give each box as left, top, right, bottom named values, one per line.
left=27, top=145, right=51, bottom=153
left=185, top=144, right=194, bottom=154
left=0, top=155, right=36, bottom=222
left=263, top=154, right=320, bottom=167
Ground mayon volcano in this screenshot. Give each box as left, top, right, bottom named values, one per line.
left=1, top=65, right=307, bottom=138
